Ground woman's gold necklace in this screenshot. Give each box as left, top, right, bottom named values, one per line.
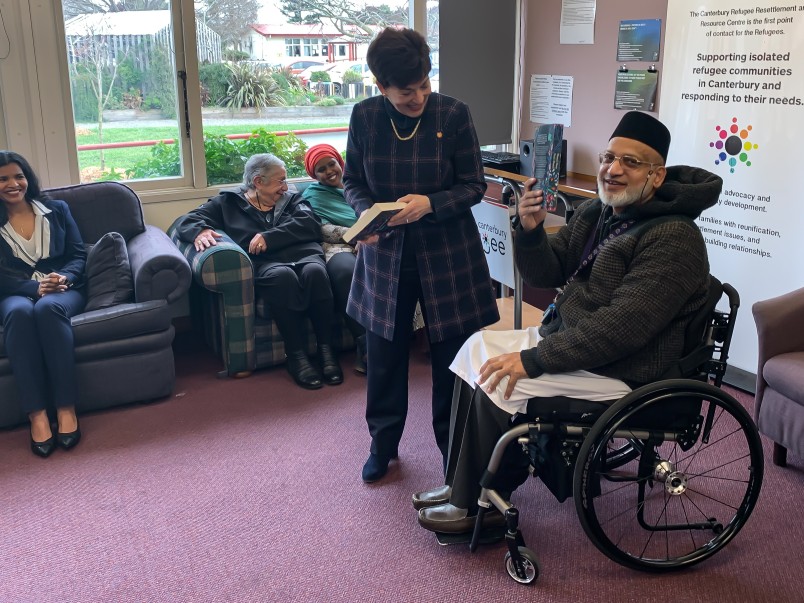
left=389, top=117, right=422, bottom=141
left=10, top=212, right=34, bottom=238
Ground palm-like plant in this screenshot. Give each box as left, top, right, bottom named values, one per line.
left=222, top=63, right=285, bottom=109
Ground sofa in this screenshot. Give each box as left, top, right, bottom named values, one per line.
left=752, top=286, right=804, bottom=466
left=0, top=182, right=191, bottom=429
left=169, top=181, right=354, bottom=377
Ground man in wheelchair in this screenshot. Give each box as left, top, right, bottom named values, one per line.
left=415, top=111, right=726, bottom=535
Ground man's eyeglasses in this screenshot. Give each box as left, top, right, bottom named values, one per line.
left=598, top=152, right=657, bottom=171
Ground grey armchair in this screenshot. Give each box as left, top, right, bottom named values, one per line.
left=752, top=286, right=804, bottom=466
left=0, top=182, right=191, bottom=428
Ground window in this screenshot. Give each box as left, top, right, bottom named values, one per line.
left=7, top=0, right=440, bottom=192
left=285, top=38, right=301, bottom=56
left=63, top=7, right=187, bottom=185
left=302, top=38, right=325, bottom=57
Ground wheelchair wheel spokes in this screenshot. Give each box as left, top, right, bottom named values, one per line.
left=574, top=382, right=763, bottom=572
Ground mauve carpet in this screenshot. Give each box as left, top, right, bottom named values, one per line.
left=1, top=333, right=803, bottom=603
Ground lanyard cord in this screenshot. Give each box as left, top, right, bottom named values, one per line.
left=542, top=218, right=637, bottom=325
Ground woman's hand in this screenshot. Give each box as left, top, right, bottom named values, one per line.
left=194, top=228, right=222, bottom=252
left=387, top=194, right=433, bottom=227
left=248, top=234, right=267, bottom=255
left=477, top=352, right=528, bottom=400
left=38, top=272, right=69, bottom=297
left=518, top=179, right=547, bottom=232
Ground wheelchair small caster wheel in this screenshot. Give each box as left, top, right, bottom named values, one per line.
left=504, top=546, right=539, bottom=584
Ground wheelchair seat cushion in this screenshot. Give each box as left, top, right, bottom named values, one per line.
left=525, top=396, right=614, bottom=424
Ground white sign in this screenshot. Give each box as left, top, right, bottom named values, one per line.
left=560, top=0, right=596, bottom=44
left=530, top=74, right=574, bottom=126
left=472, top=200, right=515, bottom=289
left=660, top=0, right=804, bottom=373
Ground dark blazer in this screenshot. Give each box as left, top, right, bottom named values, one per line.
left=174, top=188, right=325, bottom=271
left=343, top=92, right=499, bottom=343
left=0, top=199, right=86, bottom=300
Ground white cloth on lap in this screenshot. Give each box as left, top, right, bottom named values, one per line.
left=450, top=328, right=632, bottom=415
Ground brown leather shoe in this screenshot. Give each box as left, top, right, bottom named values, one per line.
left=412, top=484, right=452, bottom=510
left=417, top=503, right=506, bottom=534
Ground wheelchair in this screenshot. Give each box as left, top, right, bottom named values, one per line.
left=467, top=278, right=764, bottom=584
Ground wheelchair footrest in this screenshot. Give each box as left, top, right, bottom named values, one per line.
left=435, top=526, right=506, bottom=546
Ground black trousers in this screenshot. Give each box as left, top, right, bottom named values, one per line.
left=365, top=267, right=468, bottom=467
left=0, top=290, right=86, bottom=414
left=258, top=261, right=334, bottom=353
left=326, top=252, right=364, bottom=340
left=445, top=380, right=531, bottom=511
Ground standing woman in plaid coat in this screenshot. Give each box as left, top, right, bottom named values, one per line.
left=344, top=28, right=499, bottom=483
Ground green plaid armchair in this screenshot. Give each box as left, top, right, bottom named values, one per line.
left=168, top=224, right=354, bottom=377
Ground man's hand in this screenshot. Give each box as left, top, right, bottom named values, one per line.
left=38, top=272, right=69, bottom=297
left=477, top=351, right=528, bottom=400
left=518, top=179, right=547, bottom=232
left=387, top=194, right=433, bottom=227
left=194, top=228, right=222, bottom=252
left=248, top=234, right=267, bottom=255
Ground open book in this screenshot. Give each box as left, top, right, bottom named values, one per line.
left=532, top=123, right=564, bottom=212
left=342, top=201, right=407, bottom=244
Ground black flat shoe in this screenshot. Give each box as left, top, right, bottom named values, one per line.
left=317, top=344, right=343, bottom=385
left=56, top=426, right=82, bottom=450
left=31, top=434, right=56, bottom=458
left=362, top=452, right=394, bottom=483
left=286, top=351, right=324, bottom=390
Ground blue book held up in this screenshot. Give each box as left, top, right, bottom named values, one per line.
left=532, top=124, right=564, bottom=212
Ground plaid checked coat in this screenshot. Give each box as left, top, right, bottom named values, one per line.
left=343, top=93, right=499, bottom=343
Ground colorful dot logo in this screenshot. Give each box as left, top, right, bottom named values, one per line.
left=709, top=117, right=758, bottom=173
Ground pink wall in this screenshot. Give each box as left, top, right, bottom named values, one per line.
left=520, top=0, right=668, bottom=176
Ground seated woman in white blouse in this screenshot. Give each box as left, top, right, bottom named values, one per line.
left=0, top=150, right=86, bottom=458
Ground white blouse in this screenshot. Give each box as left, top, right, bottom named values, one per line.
left=0, top=200, right=52, bottom=281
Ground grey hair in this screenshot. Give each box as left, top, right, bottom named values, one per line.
left=242, top=153, right=285, bottom=189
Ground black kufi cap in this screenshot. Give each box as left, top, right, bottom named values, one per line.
left=609, top=111, right=671, bottom=162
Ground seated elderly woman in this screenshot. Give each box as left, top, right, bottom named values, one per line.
left=174, top=153, right=342, bottom=390
left=301, top=144, right=367, bottom=374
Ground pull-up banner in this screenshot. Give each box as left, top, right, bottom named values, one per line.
left=660, top=1, right=804, bottom=375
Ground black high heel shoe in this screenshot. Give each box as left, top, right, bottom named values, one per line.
left=57, top=423, right=82, bottom=450
left=286, top=350, right=324, bottom=390
left=318, top=344, right=343, bottom=385
left=31, top=433, right=56, bottom=458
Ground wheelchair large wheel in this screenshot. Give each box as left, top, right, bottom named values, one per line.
left=573, top=380, right=763, bottom=572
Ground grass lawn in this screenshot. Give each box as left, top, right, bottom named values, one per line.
left=76, top=122, right=347, bottom=176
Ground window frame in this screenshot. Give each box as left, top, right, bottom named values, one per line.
left=10, top=0, right=504, bottom=204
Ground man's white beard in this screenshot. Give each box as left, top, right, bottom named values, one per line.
left=597, top=178, right=646, bottom=209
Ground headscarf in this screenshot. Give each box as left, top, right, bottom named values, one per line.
left=304, top=144, right=344, bottom=179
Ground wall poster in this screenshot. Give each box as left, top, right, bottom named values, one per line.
left=661, top=1, right=804, bottom=374
left=617, top=19, right=662, bottom=62
left=614, top=69, right=659, bottom=110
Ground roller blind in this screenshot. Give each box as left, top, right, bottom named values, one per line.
left=439, top=0, right=517, bottom=145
